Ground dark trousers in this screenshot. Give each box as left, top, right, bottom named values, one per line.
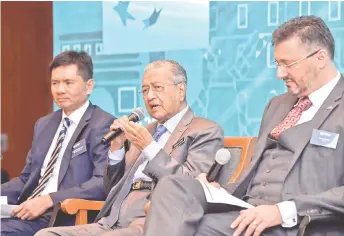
left=1, top=216, right=50, bottom=236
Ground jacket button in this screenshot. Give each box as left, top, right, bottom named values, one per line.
left=308, top=209, right=317, bottom=214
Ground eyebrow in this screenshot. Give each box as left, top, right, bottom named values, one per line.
left=51, top=78, right=75, bottom=81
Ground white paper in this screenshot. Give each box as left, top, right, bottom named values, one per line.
left=0, top=196, right=8, bottom=204
left=197, top=179, right=253, bottom=209
left=1, top=204, right=17, bottom=218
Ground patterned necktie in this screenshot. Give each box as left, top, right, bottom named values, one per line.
left=28, top=117, right=71, bottom=199
left=105, top=125, right=168, bottom=226
left=270, top=97, right=312, bottom=140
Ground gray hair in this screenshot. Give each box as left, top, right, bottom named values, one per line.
left=272, top=15, right=335, bottom=60
left=144, top=60, right=187, bottom=85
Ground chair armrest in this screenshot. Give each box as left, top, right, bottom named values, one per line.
left=61, top=198, right=105, bottom=215
left=297, top=214, right=344, bottom=236
left=59, top=199, right=105, bottom=225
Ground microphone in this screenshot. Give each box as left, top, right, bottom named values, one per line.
left=206, top=148, right=231, bottom=182
left=101, top=107, right=145, bottom=145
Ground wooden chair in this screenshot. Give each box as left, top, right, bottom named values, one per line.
left=145, top=136, right=257, bottom=215
left=219, top=136, right=256, bottom=185
left=49, top=136, right=257, bottom=226
left=48, top=199, right=105, bottom=226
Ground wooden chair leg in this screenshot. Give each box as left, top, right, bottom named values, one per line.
left=75, top=209, right=88, bottom=225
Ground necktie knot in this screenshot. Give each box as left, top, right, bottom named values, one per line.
left=64, top=117, right=71, bottom=128
left=296, top=97, right=312, bottom=111
left=153, top=125, right=168, bottom=142
left=270, top=96, right=312, bottom=140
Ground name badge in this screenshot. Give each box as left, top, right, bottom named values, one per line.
left=71, top=139, right=87, bottom=158
left=310, top=129, right=339, bottom=149
left=172, top=137, right=185, bottom=150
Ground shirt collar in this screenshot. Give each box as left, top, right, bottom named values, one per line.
left=307, top=71, right=341, bottom=108
left=62, top=100, right=90, bottom=125
left=158, top=105, right=189, bottom=134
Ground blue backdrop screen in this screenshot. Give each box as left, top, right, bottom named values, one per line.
left=53, top=1, right=344, bottom=136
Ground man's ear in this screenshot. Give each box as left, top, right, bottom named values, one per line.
left=179, top=83, right=186, bottom=102
left=317, top=50, right=329, bottom=69
left=86, top=79, right=95, bottom=95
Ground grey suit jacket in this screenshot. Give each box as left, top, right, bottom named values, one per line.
left=95, top=107, right=224, bottom=221
left=226, top=76, right=344, bottom=235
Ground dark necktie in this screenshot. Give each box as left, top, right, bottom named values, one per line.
left=270, top=97, right=312, bottom=140
left=28, top=117, right=71, bottom=199
left=105, top=125, right=168, bottom=226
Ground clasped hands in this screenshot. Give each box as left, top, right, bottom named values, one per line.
left=198, top=173, right=283, bottom=236
left=109, top=116, right=153, bottom=151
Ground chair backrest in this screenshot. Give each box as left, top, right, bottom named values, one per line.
left=216, top=136, right=257, bottom=186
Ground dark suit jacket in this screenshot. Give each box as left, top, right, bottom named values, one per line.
left=95, top=107, right=224, bottom=221
left=226, top=76, right=344, bottom=235
left=1, top=103, right=114, bottom=221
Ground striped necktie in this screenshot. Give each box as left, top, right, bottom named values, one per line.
left=28, top=117, right=71, bottom=199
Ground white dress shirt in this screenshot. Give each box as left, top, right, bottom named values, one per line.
left=108, top=105, right=189, bottom=183
left=40, top=100, right=90, bottom=196
left=277, top=72, right=341, bottom=227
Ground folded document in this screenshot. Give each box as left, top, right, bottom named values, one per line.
left=197, top=179, right=253, bottom=209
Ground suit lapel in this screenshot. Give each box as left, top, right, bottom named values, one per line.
left=58, top=103, right=94, bottom=185
left=286, top=76, right=344, bottom=175
left=36, top=110, right=62, bottom=167
left=251, top=94, right=298, bottom=168
left=21, top=111, right=62, bottom=201
left=233, top=94, right=298, bottom=196
left=163, top=108, right=194, bottom=155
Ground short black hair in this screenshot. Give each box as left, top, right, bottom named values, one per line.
left=49, top=50, right=93, bottom=81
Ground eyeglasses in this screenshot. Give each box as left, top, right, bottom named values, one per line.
left=275, top=49, right=321, bottom=70
left=138, top=81, right=184, bottom=96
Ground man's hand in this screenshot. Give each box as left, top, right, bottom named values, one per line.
left=109, top=116, right=129, bottom=151
left=123, top=121, right=154, bottom=151
left=197, top=173, right=221, bottom=188
left=110, top=116, right=153, bottom=151
left=12, top=195, right=54, bottom=220
left=231, top=205, right=283, bottom=236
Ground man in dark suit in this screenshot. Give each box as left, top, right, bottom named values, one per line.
left=143, top=16, right=344, bottom=236
left=36, top=60, right=224, bottom=236
left=1, top=51, right=114, bottom=236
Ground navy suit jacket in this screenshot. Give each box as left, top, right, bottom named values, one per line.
left=1, top=103, right=114, bottom=207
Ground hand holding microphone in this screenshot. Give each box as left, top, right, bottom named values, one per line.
left=102, top=107, right=155, bottom=151
left=102, top=107, right=145, bottom=146
left=106, top=117, right=130, bottom=151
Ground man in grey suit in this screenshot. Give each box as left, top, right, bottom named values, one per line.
left=143, top=16, right=344, bottom=236
left=36, top=60, right=224, bottom=236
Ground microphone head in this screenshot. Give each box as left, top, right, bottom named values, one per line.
left=132, top=107, right=145, bottom=121
left=215, top=148, right=231, bottom=165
